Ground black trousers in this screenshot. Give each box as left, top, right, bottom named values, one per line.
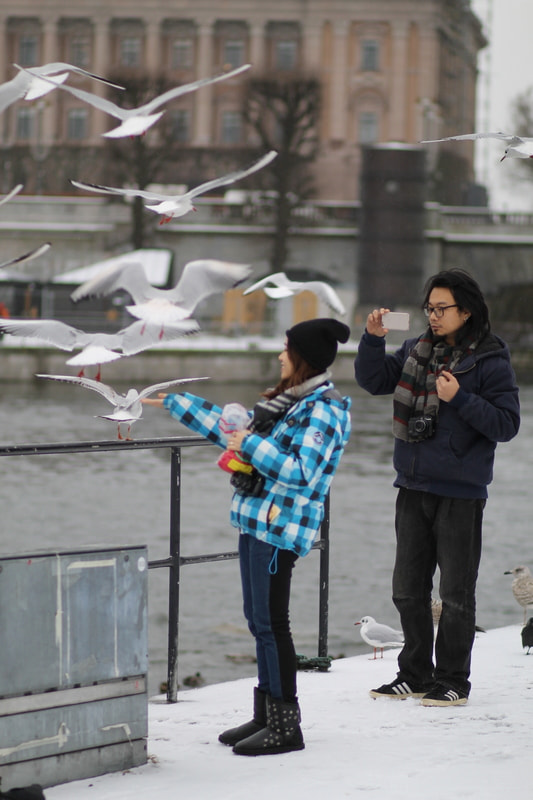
left=392, top=487, right=485, bottom=694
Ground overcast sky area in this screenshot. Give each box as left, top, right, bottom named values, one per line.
left=471, top=0, right=533, bottom=209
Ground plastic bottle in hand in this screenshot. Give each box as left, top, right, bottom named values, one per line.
left=217, top=403, right=253, bottom=474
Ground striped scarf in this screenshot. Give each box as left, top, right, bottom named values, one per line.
left=392, top=328, right=478, bottom=442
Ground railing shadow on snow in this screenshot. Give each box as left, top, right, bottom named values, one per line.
left=0, top=435, right=331, bottom=703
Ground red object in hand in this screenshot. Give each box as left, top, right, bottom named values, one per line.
left=217, top=449, right=253, bottom=474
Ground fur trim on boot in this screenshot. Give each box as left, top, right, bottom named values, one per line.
left=232, top=695, right=305, bottom=756
left=218, top=687, right=267, bottom=746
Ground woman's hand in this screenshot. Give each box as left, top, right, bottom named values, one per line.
left=366, top=307, right=391, bottom=337
left=227, top=429, right=248, bottom=451
left=436, top=371, right=459, bottom=402
left=141, top=392, right=168, bottom=408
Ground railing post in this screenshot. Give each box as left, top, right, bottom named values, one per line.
left=166, top=446, right=181, bottom=702
left=318, top=492, right=330, bottom=658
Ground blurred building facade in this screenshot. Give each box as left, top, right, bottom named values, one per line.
left=0, top=0, right=486, bottom=203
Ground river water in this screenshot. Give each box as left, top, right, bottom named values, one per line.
left=0, top=378, right=530, bottom=696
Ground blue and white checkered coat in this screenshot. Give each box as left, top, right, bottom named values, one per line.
left=164, top=383, right=351, bottom=557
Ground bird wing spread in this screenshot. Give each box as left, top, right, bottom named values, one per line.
left=243, top=272, right=289, bottom=295
left=0, top=319, right=81, bottom=350
left=71, top=261, right=155, bottom=304
left=0, top=184, right=23, bottom=206
left=35, top=374, right=123, bottom=405
left=170, top=259, right=252, bottom=313
left=119, top=319, right=200, bottom=355
left=70, top=180, right=166, bottom=202
left=141, top=63, right=251, bottom=113
left=137, top=376, right=209, bottom=401
left=187, top=151, right=277, bottom=200
left=0, top=242, right=50, bottom=270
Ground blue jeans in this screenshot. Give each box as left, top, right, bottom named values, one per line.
left=238, top=533, right=298, bottom=702
left=392, top=488, right=484, bottom=694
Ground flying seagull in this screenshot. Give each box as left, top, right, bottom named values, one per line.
left=70, top=258, right=253, bottom=330
left=20, top=62, right=250, bottom=138
left=35, top=374, right=209, bottom=440
left=421, top=131, right=533, bottom=161
left=71, top=150, right=277, bottom=224
left=0, top=62, right=124, bottom=114
left=354, top=616, right=404, bottom=660
left=0, top=317, right=200, bottom=380
left=243, top=271, right=346, bottom=315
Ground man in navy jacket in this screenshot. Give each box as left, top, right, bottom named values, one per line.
left=355, top=269, right=520, bottom=706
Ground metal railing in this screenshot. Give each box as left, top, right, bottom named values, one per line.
left=0, top=434, right=331, bottom=703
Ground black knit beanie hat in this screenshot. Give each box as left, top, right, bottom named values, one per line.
left=286, top=318, right=350, bottom=370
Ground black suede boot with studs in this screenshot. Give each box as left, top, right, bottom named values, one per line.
left=232, top=695, right=305, bottom=756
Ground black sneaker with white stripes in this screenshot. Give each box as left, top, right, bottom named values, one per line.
left=369, top=677, right=429, bottom=699
left=420, top=684, right=468, bottom=706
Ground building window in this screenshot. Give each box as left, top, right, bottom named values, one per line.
left=170, top=109, right=190, bottom=143
left=358, top=111, right=379, bottom=145
left=67, top=108, right=88, bottom=140
left=221, top=111, right=242, bottom=144
left=70, top=37, right=90, bottom=68
left=19, top=35, right=38, bottom=66
left=171, top=39, right=192, bottom=69
left=361, top=40, right=379, bottom=72
left=275, top=40, right=297, bottom=70
left=120, top=37, right=141, bottom=67
left=16, top=108, right=34, bottom=140
left=224, top=40, right=245, bottom=68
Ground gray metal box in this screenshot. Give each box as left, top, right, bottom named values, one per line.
left=0, top=545, right=148, bottom=790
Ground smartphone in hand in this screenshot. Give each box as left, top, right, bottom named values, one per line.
left=382, top=312, right=410, bottom=331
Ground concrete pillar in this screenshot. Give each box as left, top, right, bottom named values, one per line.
left=194, top=22, right=214, bottom=145
left=91, top=20, right=111, bottom=138
left=329, top=21, right=349, bottom=142
left=40, top=20, right=58, bottom=144
left=249, top=23, right=264, bottom=73
left=145, top=18, right=161, bottom=75
left=416, top=26, right=441, bottom=142
left=389, top=21, right=410, bottom=141
left=0, top=16, right=7, bottom=84
left=302, top=22, right=323, bottom=72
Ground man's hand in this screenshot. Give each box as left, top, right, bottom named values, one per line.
left=436, top=371, right=459, bottom=402
left=366, top=307, right=391, bottom=337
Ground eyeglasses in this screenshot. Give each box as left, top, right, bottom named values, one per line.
left=423, top=304, right=458, bottom=319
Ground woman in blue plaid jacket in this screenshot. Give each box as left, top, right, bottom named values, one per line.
left=146, top=318, right=351, bottom=756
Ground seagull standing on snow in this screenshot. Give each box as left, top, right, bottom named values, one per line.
left=70, top=259, right=253, bottom=332
left=504, top=565, right=533, bottom=623
left=0, top=318, right=199, bottom=380
left=1, top=62, right=123, bottom=114
left=355, top=616, right=404, bottom=660
left=421, top=132, right=533, bottom=161
left=36, top=374, right=209, bottom=440
left=21, top=63, right=250, bottom=138
left=243, top=271, right=346, bottom=315
left=71, top=150, right=277, bottom=224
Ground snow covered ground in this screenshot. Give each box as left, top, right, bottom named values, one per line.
left=46, top=624, right=531, bottom=800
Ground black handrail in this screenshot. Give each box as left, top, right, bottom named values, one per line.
left=0, top=435, right=330, bottom=703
